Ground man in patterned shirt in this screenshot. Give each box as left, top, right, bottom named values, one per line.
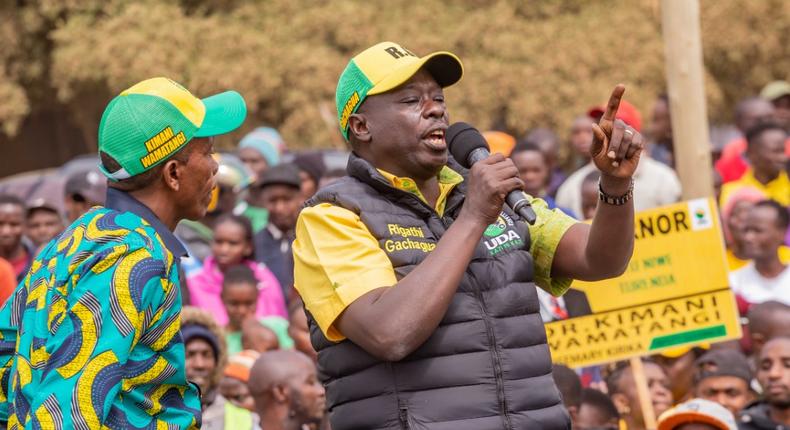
left=0, top=77, right=246, bottom=428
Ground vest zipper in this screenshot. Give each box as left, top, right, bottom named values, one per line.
left=399, top=406, right=411, bottom=429
left=467, top=271, right=513, bottom=429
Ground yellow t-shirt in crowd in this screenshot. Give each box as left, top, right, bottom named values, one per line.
left=293, top=165, right=577, bottom=341
left=719, top=169, right=790, bottom=208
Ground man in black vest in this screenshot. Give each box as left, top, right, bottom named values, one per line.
left=293, top=41, right=644, bottom=430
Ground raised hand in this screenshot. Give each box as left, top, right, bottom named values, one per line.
left=590, top=85, right=644, bottom=179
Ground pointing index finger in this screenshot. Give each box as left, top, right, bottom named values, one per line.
left=601, top=84, right=626, bottom=122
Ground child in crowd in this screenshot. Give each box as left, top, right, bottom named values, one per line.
left=188, top=214, right=287, bottom=327
left=214, top=264, right=291, bottom=355
left=288, top=297, right=317, bottom=362
left=607, top=359, right=674, bottom=430
left=219, top=350, right=260, bottom=413
left=241, top=318, right=281, bottom=353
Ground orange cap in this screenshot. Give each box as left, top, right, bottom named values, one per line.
left=482, top=131, right=516, bottom=156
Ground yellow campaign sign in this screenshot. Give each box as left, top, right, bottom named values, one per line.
left=546, top=198, right=741, bottom=368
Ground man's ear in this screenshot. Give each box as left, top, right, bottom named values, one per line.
left=348, top=113, right=371, bottom=144
left=611, top=392, right=631, bottom=416
left=272, top=383, right=289, bottom=404
left=162, top=159, right=182, bottom=192
left=751, top=332, right=766, bottom=354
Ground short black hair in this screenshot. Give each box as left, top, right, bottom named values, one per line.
left=754, top=199, right=790, bottom=231
left=605, top=358, right=658, bottom=395
left=0, top=194, right=25, bottom=209
left=511, top=140, right=546, bottom=160
left=213, top=214, right=254, bottom=245
left=581, top=388, right=620, bottom=422
left=748, top=300, right=790, bottom=335
left=222, top=264, right=258, bottom=290
left=745, top=121, right=787, bottom=150
left=552, top=364, right=582, bottom=408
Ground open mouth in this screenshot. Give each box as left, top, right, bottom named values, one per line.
left=422, top=128, right=446, bottom=151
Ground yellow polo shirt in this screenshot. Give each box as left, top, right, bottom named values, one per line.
left=720, top=169, right=790, bottom=208
left=293, top=166, right=576, bottom=341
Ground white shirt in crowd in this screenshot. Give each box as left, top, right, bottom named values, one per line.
left=729, top=263, right=790, bottom=305
left=555, top=156, right=682, bottom=218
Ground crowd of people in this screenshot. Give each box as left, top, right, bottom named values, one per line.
left=0, top=62, right=787, bottom=429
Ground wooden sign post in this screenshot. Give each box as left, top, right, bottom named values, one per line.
left=661, top=0, right=714, bottom=199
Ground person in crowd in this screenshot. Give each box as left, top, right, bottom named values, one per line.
left=292, top=152, right=325, bottom=200
left=188, top=214, right=286, bottom=326
left=237, top=129, right=283, bottom=234
left=238, top=127, right=282, bottom=180
left=241, top=318, right=281, bottom=353
left=716, top=97, right=785, bottom=183
left=648, top=94, right=674, bottom=167
left=580, top=170, right=601, bottom=220
left=24, top=198, right=64, bottom=250
left=220, top=350, right=260, bottom=413
left=747, top=301, right=790, bottom=360
left=691, top=348, right=754, bottom=416
left=566, top=115, right=595, bottom=172
left=576, top=388, right=620, bottom=430
left=654, top=346, right=708, bottom=403
left=657, top=398, right=737, bottom=430
left=252, top=164, right=303, bottom=295
left=0, top=76, right=245, bottom=427
left=720, top=123, right=789, bottom=208
left=525, top=127, right=566, bottom=197
left=607, top=359, right=674, bottom=430
left=482, top=130, right=516, bottom=156
left=0, top=195, right=33, bottom=282
left=556, top=100, right=681, bottom=216
left=720, top=187, right=772, bottom=271
left=287, top=296, right=317, bottom=362
left=248, top=350, right=326, bottom=430
left=729, top=200, right=790, bottom=306
left=0, top=258, right=14, bottom=306
left=318, top=168, right=347, bottom=188
left=217, top=264, right=287, bottom=354
left=761, top=81, right=790, bottom=132
left=552, top=364, right=582, bottom=423
left=510, top=140, right=575, bottom=216
left=740, top=336, right=790, bottom=429
left=63, top=167, right=107, bottom=223
left=296, top=41, right=643, bottom=429
left=182, top=306, right=231, bottom=429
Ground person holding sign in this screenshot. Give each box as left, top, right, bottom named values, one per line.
left=293, top=41, right=644, bottom=429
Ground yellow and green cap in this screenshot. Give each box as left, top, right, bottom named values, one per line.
left=98, top=77, right=247, bottom=180
left=335, top=41, right=464, bottom=140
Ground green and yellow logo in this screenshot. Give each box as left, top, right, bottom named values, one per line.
left=484, top=216, right=508, bottom=238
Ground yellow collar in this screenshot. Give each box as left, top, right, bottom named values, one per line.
left=377, top=166, right=464, bottom=215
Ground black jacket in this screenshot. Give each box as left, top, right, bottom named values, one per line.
left=739, top=402, right=790, bottom=430
left=305, top=154, right=570, bottom=430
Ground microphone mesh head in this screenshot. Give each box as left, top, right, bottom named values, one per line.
left=447, top=122, right=489, bottom=168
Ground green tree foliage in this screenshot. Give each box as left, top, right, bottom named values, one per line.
left=0, top=0, right=788, bottom=158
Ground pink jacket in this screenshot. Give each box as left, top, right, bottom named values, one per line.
left=187, top=256, right=287, bottom=326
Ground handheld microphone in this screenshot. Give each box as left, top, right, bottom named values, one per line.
left=447, top=122, right=537, bottom=225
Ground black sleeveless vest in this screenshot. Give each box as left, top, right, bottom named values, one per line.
left=305, top=154, right=570, bottom=430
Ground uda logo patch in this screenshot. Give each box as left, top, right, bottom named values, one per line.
left=483, top=212, right=524, bottom=256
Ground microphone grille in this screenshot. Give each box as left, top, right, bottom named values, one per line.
left=447, top=122, right=489, bottom=168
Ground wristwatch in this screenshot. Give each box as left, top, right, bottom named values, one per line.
left=598, top=179, right=634, bottom=206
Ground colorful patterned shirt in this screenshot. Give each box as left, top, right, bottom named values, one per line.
left=0, top=188, right=201, bottom=429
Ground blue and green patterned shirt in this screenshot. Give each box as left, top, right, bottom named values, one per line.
left=0, top=188, right=201, bottom=429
